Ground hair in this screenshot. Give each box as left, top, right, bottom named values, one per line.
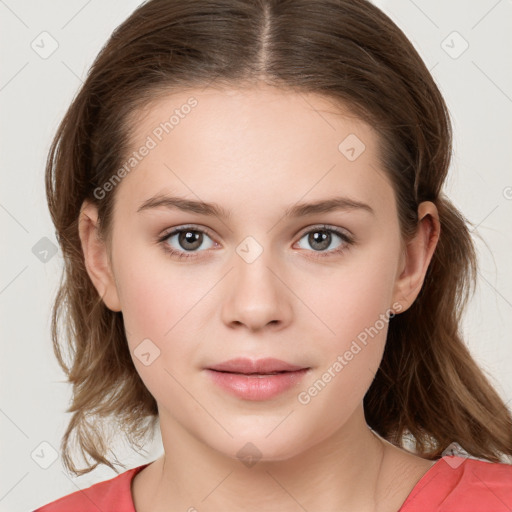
left=45, top=0, right=512, bottom=476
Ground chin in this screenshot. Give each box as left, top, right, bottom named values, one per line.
left=208, top=429, right=314, bottom=466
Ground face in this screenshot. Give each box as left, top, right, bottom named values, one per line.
left=85, top=85, right=411, bottom=462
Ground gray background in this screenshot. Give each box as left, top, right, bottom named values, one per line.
left=1, top=1, right=511, bottom=510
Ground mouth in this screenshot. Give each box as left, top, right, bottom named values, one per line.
left=209, top=369, right=300, bottom=376
left=206, top=357, right=309, bottom=374
left=204, top=359, right=311, bottom=400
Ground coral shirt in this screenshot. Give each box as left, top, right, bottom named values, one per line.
left=33, top=456, right=512, bottom=511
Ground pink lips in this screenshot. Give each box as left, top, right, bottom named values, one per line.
left=205, top=357, right=310, bottom=401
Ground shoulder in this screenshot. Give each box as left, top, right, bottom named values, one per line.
left=401, top=456, right=512, bottom=512
left=33, top=464, right=149, bottom=512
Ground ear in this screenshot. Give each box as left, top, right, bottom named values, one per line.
left=78, top=199, right=122, bottom=312
left=392, top=201, right=440, bottom=313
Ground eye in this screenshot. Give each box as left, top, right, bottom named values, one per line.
left=158, top=225, right=216, bottom=260
left=295, top=225, right=353, bottom=258
left=157, top=224, right=354, bottom=261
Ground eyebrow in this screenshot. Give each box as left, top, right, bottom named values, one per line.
left=136, top=194, right=375, bottom=218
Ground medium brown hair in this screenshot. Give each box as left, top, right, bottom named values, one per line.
left=45, top=0, right=512, bottom=475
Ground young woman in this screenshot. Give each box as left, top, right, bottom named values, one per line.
left=35, top=0, right=512, bottom=511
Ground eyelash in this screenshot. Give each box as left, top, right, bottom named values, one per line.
left=157, top=224, right=354, bottom=261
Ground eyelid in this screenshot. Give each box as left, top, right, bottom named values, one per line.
left=295, top=223, right=352, bottom=240
left=157, top=223, right=354, bottom=259
left=159, top=224, right=217, bottom=242
left=159, top=223, right=352, bottom=243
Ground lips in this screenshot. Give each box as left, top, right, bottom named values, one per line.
left=207, top=357, right=308, bottom=375
left=204, top=358, right=311, bottom=400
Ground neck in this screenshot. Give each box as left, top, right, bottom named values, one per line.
left=138, top=404, right=394, bottom=512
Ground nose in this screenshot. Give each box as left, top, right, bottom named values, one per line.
left=220, top=249, right=292, bottom=333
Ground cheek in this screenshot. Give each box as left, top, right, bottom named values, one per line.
left=117, top=266, right=174, bottom=343
left=113, top=236, right=203, bottom=340
left=294, top=244, right=397, bottom=408
left=113, top=245, right=217, bottom=382
left=304, top=245, right=398, bottom=347
left=115, top=261, right=197, bottom=411
left=293, top=297, right=391, bottom=442
left=111, top=242, right=180, bottom=369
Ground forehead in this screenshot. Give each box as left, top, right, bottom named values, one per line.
left=114, top=85, right=395, bottom=220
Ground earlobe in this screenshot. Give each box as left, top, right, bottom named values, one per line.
left=392, top=201, right=440, bottom=313
left=78, top=200, right=122, bottom=312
